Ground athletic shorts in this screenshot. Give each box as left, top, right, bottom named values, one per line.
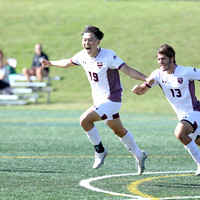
left=93, top=100, right=122, bottom=123
left=181, top=111, right=200, bottom=141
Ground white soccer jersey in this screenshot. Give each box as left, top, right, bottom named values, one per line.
left=71, top=48, right=125, bottom=105
left=150, top=65, right=200, bottom=120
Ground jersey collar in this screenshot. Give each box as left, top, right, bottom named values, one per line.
left=94, top=47, right=101, bottom=58
left=172, top=64, right=177, bottom=74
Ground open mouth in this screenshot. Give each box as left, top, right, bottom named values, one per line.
left=160, top=64, right=165, bottom=68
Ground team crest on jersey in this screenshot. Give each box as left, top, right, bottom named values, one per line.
left=97, top=62, right=103, bottom=69
left=177, top=77, right=183, bottom=84
left=194, top=68, right=197, bottom=72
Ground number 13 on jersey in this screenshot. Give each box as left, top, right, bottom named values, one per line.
left=170, top=89, right=182, bottom=97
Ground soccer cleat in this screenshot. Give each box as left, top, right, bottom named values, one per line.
left=196, top=165, right=200, bottom=176
left=136, top=150, right=148, bottom=175
left=92, top=148, right=108, bottom=169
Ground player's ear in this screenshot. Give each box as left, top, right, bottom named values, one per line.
left=97, top=40, right=101, bottom=45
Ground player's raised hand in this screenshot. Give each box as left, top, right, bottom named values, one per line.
left=41, top=59, right=52, bottom=68
left=132, top=77, right=154, bottom=95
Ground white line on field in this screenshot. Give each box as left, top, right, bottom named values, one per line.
left=79, top=171, right=200, bottom=200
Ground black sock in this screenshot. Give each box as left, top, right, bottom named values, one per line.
left=94, top=142, right=105, bottom=153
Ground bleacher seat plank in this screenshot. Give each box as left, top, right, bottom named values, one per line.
left=0, top=95, right=19, bottom=100
left=11, top=88, right=33, bottom=94
left=10, top=82, right=47, bottom=87
left=9, top=74, right=61, bottom=82
left=0, top=100, right=28, bottom=105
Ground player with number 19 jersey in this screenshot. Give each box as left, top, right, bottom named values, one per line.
left=71, top=47, right=125, bottom=106
left=150, top=65, right=200, bottom=120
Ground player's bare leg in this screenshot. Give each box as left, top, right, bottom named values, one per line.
left=80, top=107, right=107, bottom=169
left=107, top=117, right=148, bottom=175
left=175, top=121, right=194, bottom=145
left=175, top=121, right=200, bottom=176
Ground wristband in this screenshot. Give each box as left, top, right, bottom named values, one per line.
left=145, top=82, right=151, bottom=88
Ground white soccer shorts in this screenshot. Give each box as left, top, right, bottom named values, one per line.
left=93, top=100, right=122, bottom=123
left=181, top=111, right=200, bottom=141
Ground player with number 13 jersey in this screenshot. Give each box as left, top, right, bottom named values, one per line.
left=132, top=44, right=200, bottom=176
left=150, top=65, right=200, bottom=121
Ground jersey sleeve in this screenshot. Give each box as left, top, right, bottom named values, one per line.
left=186, top=67, right=200, bottom=81
left=149, top=69, right=160, bottom=87
left=107, top=51, right=125, bottom=70
left=71, top=51, right=82, bottom=66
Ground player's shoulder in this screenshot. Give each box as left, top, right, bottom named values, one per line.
left=151, top=68, right=161, bottom=76
left=175, top=65, right=196, bottom=75
left=77, top=49, right=85, bottom=55
left=73, top=49, right=86, bottom=58
left=100, top=48, right=116, bottom=55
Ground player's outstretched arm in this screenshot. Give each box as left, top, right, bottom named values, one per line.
left=132, top=78, right=154, bottom=95
left=120, top=64, right=147, bottom=82
left=41, top=58, right=75, bottom=68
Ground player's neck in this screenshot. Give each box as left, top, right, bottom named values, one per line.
left=90, top=47, right=100, bottom=58
left=167, top=64, right=176, bottom=74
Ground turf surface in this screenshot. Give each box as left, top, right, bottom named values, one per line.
left=0, top=108, right=200, bottom=200
left=1, top=0, right=200, bottom=199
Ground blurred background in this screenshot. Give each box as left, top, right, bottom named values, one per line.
left=1, top=0, right=200, bottom=113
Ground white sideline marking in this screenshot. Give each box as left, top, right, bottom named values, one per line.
left=79, top=171, right=200, bottom=200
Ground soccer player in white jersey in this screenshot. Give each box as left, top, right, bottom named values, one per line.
left=132, top=44, right=200, bottom=176
left=41, top=25, right=149, bottom=175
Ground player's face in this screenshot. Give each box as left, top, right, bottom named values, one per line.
left=157, top=54, right=174, bottom=72
left=82, top=33, right=100, bottom=57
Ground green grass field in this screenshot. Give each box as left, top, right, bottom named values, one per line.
left=1, top=108, right=200, bottom=200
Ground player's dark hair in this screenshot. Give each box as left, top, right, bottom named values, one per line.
left=82, top=25, right=104, bottom=40
left=156, top=44, right=176, bottom=64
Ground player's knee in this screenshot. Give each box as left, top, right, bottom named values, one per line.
left=113, top=128, right=127, bottom=138
left=79, top=114, right=87, bottom=127
left=174, top=128, right=186, bottom=141
left=79, top=114, right=84, bottom=126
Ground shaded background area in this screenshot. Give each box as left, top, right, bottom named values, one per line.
left=1, top=0, right=200, bottom=112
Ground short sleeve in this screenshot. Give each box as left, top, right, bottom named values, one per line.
left=149, top=69, right=160, bottom=87
left=107, top=51, right=125, bottom=70
left=71, top=51, right=82, bottom=66
left=186, top=67, right=200, bottom=81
